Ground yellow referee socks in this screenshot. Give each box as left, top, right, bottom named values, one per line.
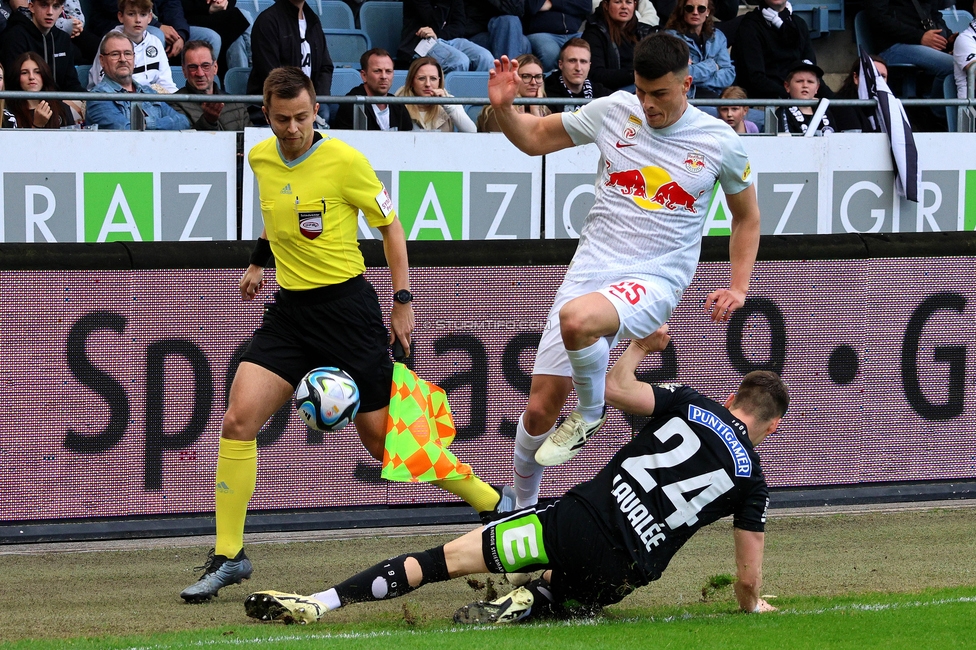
left=432, top=475, right=500, bottom=514
left=214, top=437, right=257, bottom=558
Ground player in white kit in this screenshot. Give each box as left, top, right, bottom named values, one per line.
left=485, top=33, right=762, bottom=508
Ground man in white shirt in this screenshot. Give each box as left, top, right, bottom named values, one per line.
left=486, top=32, right=761, bottom=507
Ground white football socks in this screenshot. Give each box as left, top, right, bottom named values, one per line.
left=566, top=338, right=610, bottom=422
left=310, top=587, right=342, bottom=611
left=513, top=414, right=552, bottom=509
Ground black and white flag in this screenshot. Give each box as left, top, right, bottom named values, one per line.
left=858, top=47, right=920, bottom=203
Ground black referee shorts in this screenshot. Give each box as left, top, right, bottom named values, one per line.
left=241, top=275, right=394, bottom=413
left=482, top=496, right=645, bottom=610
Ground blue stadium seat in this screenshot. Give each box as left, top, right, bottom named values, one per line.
left=331, top=67, right=364, bottom=96
left=324, top=28, right=371, bottom=68
left=854, top=11, right=917, bottom=97
left=941, top=8, right=974, bottom=34
left=790, top=0, right=844, bottom=38
left=359, top=1, right=403, bottom=57
left=391, top=69, right=407, bottom=95
left=170, top=68, right=187, bottom=89
left=224, top=66, right=251, bottom=95
left=945, top=72, right=960, bottom=132
left=76, top=64, right=91, bottom=89
left=320, top=0, right=355, bottom=29
left=445, top=71, right=490, bottom=126
left=254, top=0, right=275, bottom=15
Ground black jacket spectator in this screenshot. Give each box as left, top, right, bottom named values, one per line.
left=581, top=12, right=654, bottom=90
left=398, top=0, right=469, bottom=68
left=463, top=0, right=525, bottom=37
left=0, top=10, right=84, bottom=91
left=332, top=82, right=414, bottom=130
left=523, top=0, right=589, bottom=36
left=544, top=68, right=610, bottom=110
left=247, top=0, right=333, bottom=97
left=90, top=0, right=189, bottom=41
left=865, top=0, right=948, bottom=54
left=731, top=3, right=814, bottom=99
left=181, top=0, right=249, bottom=71
left=175, top=84, right=252, bottom=130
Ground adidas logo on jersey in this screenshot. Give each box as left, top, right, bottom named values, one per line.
left=281, top=184, right=293, bottom=194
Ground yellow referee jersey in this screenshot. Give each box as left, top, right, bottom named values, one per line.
left=249, top=133, right=397, bottom=290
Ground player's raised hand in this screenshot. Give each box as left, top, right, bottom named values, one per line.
left=488, top=56, right=521, bottom=109
left=240, top=265, right=265, bottom=301
left=634, top=324, right=671, bottom=354
left=704, top=288, right=746, bottom=322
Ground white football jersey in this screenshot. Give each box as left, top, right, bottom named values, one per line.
left=560, top=91, right=753, bottom=292
left=953, top=19, right=976, bottom=99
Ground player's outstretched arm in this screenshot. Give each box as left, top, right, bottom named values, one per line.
left=733, top=527, right=776, bottom=613
left=488, top=57, right=575, bottom=156
left=606, top=325, right=671, bottom=416
left=705, top=185, right=760, bottom=322
left=378, top=218, right=415, bottom=356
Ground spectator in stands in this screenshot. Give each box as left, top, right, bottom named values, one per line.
left=865, top=0, right=953, bottom=101
left=665, top=0, right=733, bottom=99
left=462, top=0, right=531, bottom=60
left=590, top=0, right=659, bottom=27
left=833, top=54, right=887, bottom=132
left=394, top=55, right=476, bottom=130
left=89, top=0, right=178, bottom=92
left=774, top=59, right=834, bottom=135
left=397, top=0, right=493, bottom=73
left=173, top=39, right=250, bottom=129
left=543, top=37, right=610, bottom=111
left=247, top=0, right=333, bottom=126
left=718, top=85, right=758, bottom=133
left=87, top=31, right=191, bottom=128
left=0, top=0, right=86, bottom=93
left=89, top=0, right=220, bottom=62
left=180, top=0, right=250, bottom=72
left=477, top=52, right=549, bottom=130
left=54, top=0, right=100, bottom=63
left=731, top=0, right=815, bottom=99
left=0, top=62, right=15, bottom=127
left=582, top=0, right=655, bottom=91
left=0, top=0, right=32, bottom=36
left=7, top=49, right=74, bottom=126
left=952, top=6, right=976, bottom=98
left=332, top=48, right=413, bottom=130
left=522, top=0, right=589, bottom=71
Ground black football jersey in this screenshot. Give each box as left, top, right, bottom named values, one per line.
left=568, top=384, right=769, bottom=583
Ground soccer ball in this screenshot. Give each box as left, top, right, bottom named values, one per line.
left=294, top=367, right=361, bottom=432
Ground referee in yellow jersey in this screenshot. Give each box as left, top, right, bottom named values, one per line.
left=182, top=67, right=508, bottom=603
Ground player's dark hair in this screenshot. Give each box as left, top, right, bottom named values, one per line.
left=360, top=48, right=393, bottom=72
left=731, top=371, right=789, bottom=423
left=263, top=66, right=315, bottom=110
left=633, top=32, right=689, bottom=81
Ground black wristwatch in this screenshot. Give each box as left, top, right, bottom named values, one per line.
left=393, top=289, right=414, bottom=304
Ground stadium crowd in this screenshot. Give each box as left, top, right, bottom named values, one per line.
left=0, top=0, right=972, bottom=131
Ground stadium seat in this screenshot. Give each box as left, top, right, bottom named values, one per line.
left=320, top=0, right=355, bottom=29
left=331, top=67, right=364, bottom=96
left=445, top=71, right=490, bottom=125
left=945, top=72, right=961, bottom=132
left=324, top=28, right=371, bottom=68
left=171, top=68, right=187, bottom=90
left=941, top=8, right=974, bottom=34
left=76, top=64, right=91, bottom=89
left=790, top=0, right=844, bottom=38
left=224, top=66, right=251, bottom=95
left=391, top=69, right=407, bottom=94
left=254, top=0, right=275, bottom=15
left=359, top=1, right=403, bottom=57
left=854, top=11, right=917, bottom=97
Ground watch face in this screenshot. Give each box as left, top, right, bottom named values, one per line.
left=395, top=290, right=413, bottom=303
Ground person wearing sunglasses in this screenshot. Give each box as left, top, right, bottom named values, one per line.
left=664, top=0, right=733, bottom=100
left=582, top=0, right=656, bottom=91
left=477, top=53, right=550, bottom=131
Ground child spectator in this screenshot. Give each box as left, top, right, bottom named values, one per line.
left=8, top=50, right=74, bottom=127
left=718, top=85, right=758, bottom=133
left=775, top=59, right=834, bottom=135
left=88, top=0, right=177, bottom=92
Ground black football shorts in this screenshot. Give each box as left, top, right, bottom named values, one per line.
left=241, top=275, right=394, bottom=412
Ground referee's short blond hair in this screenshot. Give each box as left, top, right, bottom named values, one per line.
left=263, top=66, right=315, bottom=110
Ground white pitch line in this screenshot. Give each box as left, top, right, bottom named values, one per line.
left=116, top=595, right=976, bottom=650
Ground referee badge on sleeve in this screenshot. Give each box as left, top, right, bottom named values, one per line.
left=376, top=185, right=394, bottom=217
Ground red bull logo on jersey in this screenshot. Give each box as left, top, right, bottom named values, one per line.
left=605, top=165, right=705, bottom=213
left=683, top=151, right=706, bottom=174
